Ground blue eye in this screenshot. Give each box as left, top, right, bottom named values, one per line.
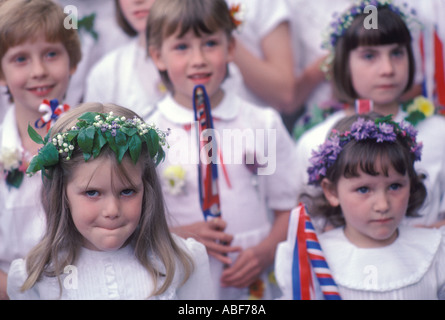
left=85, top=190, right=99, bottom=197
left=205, top=40, right=218, bottom=48
left=121, top=189, right=135, bottom=197
left=357, top=186, right=369, bottom=194
left=46, top=51, right=58, bottom=58
left=175, top=43, right=188, bottom=51
left=14, top=56, right=27, bottom=64
left=391, top=48, right=405, bottom=58
left=389, top=183, right=401, bottom=191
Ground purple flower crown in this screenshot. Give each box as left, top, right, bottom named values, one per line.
left=307, top=116, right=423, bottom=186
left=322, top=0, right=417, bottom=52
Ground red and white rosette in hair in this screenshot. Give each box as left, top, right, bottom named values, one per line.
left=35, top=99, right=70, bottom=132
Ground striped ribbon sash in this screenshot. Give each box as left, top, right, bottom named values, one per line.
left=292, top=204, right=341, bottom=300
left=192, top=85, right=222, bottom=221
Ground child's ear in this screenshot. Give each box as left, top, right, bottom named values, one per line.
left=149, top=46, right=167, bottom=72
left=321, top=178, right=340, bottom=207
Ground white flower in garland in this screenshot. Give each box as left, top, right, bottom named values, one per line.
left=163, top=165, right=187, bottom=196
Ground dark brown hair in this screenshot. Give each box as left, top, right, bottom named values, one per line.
left=332, top=6, right=415, bottom=104
left=303, top=113, right=426, bottom=229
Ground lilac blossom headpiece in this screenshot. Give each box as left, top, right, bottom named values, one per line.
left=320, top=0, right=420, bottom=75
left=307, top=116, right=423, bottom=186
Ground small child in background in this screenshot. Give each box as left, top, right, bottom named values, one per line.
left=7, top=102, right=214, bottom=300
left=146, top=0, right=299, bottom=299
left=85, top=0, right=164, bottom=116
left=276, top=114, right=445, bottom=299
left=0, top=0, right=81, bottom=299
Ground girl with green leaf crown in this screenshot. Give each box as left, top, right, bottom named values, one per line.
left=7, top=102, right=215, bottom=299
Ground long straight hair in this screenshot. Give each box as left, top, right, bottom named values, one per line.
left=21, top=103, right=194, bottom=297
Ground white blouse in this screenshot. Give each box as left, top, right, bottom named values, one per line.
left=318, top=226, right=445, bottom=300
left=275, top=220, right=445, bottom=300
left=0, top=107, right=45, bottom=273
left=7, top=237, right=215, bottom=300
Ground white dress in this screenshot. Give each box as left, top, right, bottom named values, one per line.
left=84, top=39, right=165, bottom=117
left=0, top=107, right=45, bottom=274
left=318, top=226, right=445, bottom=299
left=146, top=93, right=299, bottom=299
left=7, top=237, right=215, bottom=300
left=294, top=108, right=445, bottom=228
left=275, top=212, right=445, bottom=299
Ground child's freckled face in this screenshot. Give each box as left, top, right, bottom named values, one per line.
left=0, top=33, right=74, bottom=113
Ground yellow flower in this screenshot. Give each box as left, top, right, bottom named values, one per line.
left=413, top=96, right=435, bottom=117
left=163, top=165, right=186, bottom=195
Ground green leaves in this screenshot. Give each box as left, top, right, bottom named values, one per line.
left=28, top=125, right=44, bottom=144
left=26, top=111, right=167, bottom=177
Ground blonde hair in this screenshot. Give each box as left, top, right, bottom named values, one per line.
left=0, top=0, right=82, bottom=79
left=22, top=103, right=194, bottom=298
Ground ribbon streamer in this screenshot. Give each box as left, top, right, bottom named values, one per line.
left=292, top=204, right=341, bottom=300
left=192, top=85, right=222, bottom=221
left=35, top=99, right=70, bottom=132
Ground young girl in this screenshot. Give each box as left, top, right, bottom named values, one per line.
left=84, top=0, right=165, bottom=116
left=293, top=0, right=445, bottom=230
left=7, top=102, right=214, bottom=299
left=276, top=114, right=445, bottom=299
left=146, top=0, right=299, bottom=300
left=0, top=0, right=81, bottom=299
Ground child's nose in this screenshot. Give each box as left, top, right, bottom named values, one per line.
left=373, top=190, right=390, bottom=213
left=191, top=47, right=206, bottom=66
left=31, top=58, right=48, bottom=78
left=380, top=55, right=395, bottom=75
left=103, top=197, right=120, bottom=219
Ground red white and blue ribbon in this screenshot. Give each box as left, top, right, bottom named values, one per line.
left=292, top=204, right=341, bottom=300
left=35, top=99, right=70, bottom=132
left=420, top=23, right=445, bottom=111
left=192, top=85, right=222, bottom=221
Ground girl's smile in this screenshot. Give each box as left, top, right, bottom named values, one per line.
left=150, top=28, right=235, bottom=109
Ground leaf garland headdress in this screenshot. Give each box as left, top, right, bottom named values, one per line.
left=307, top=116, right=423, bottom=186
left=26, top=111, right=168, bottom=176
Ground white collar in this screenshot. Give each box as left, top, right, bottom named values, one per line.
left=1, top=106, right=22, bottom=152
left=319, top=226, right=442, bottom=291
left=157, top=91, right=240, bottom=125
